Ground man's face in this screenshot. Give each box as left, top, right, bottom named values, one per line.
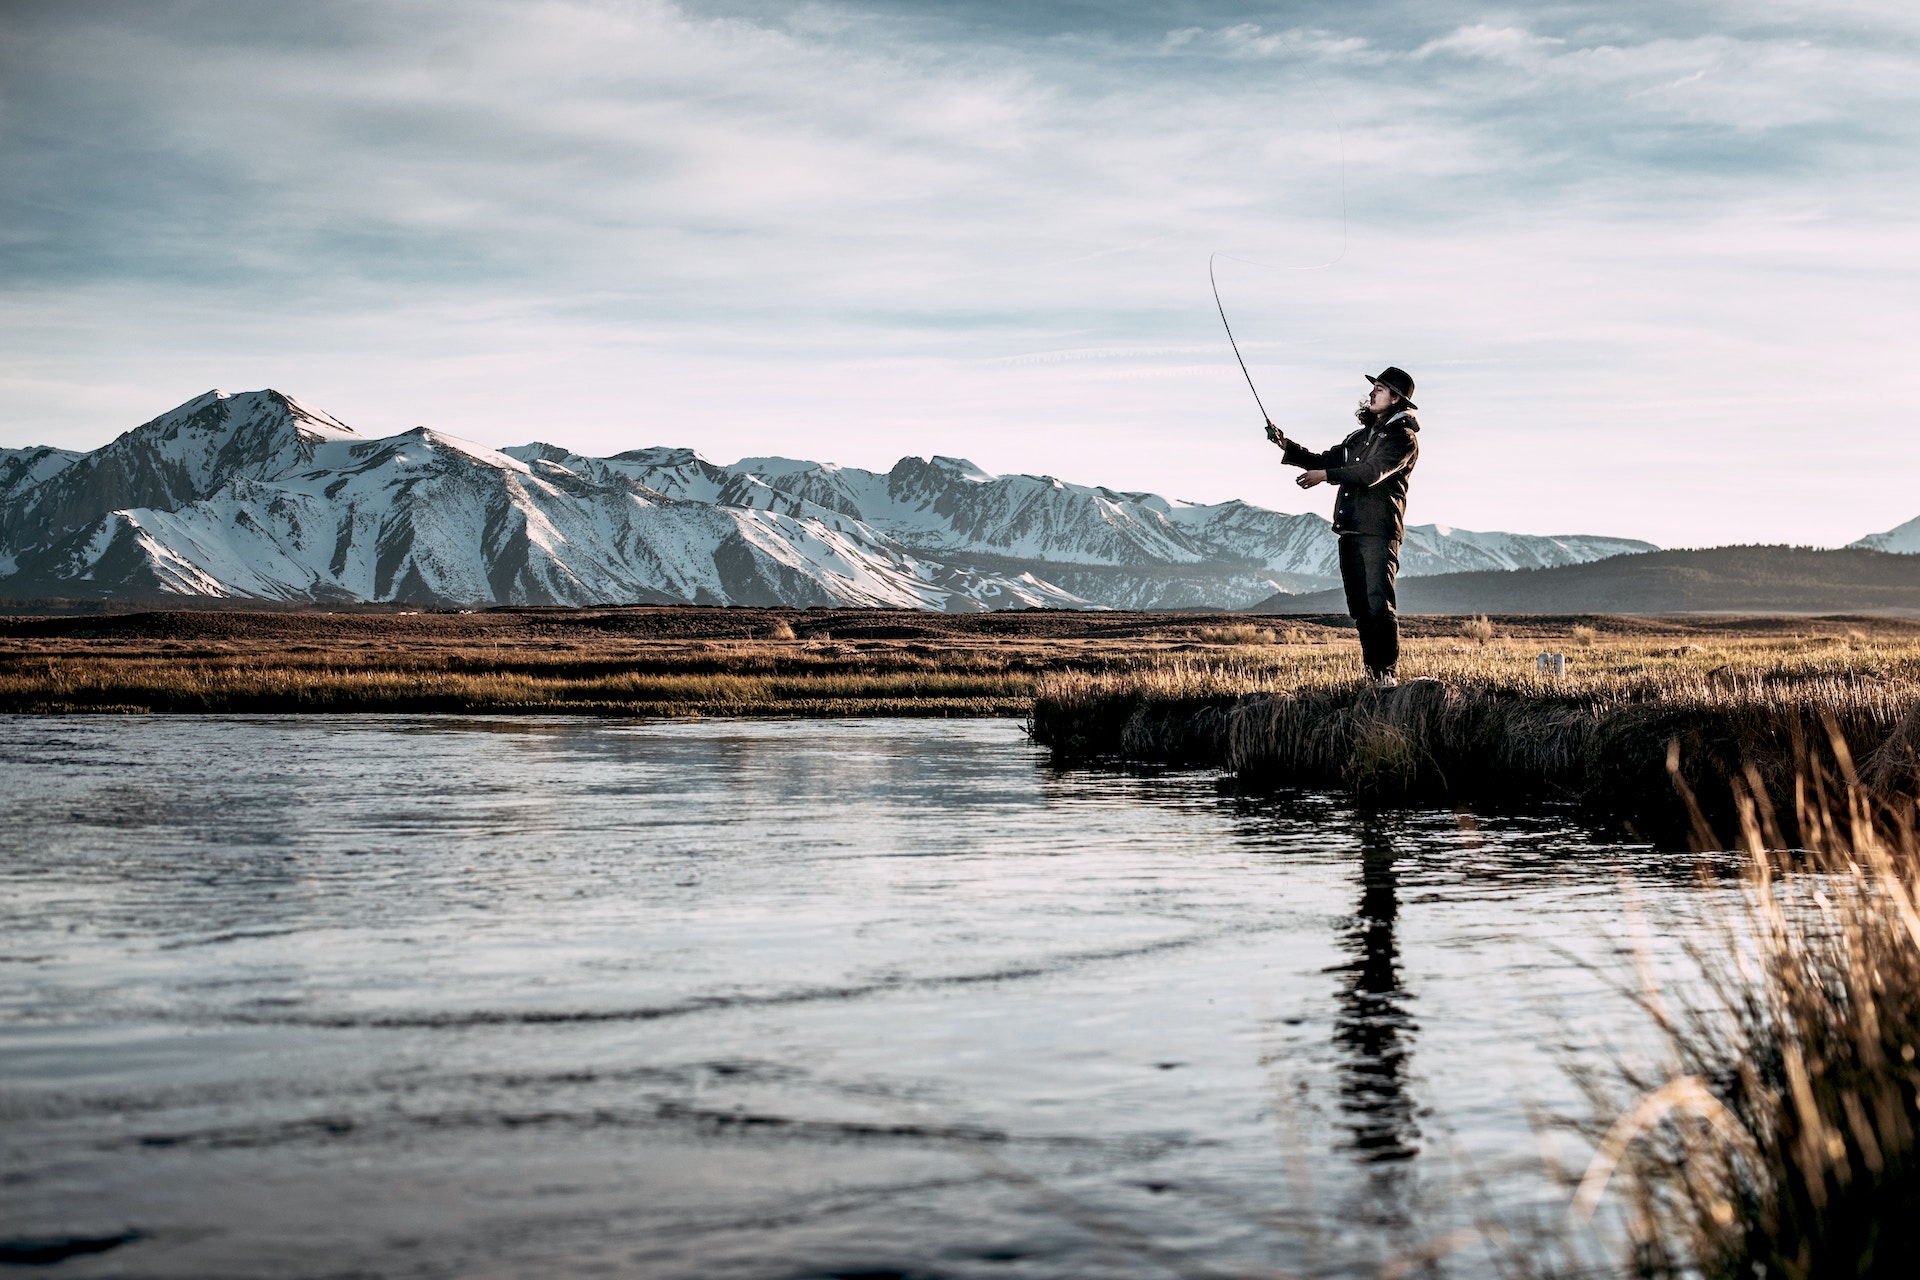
left=1366, top=382, right=1397, bottom=413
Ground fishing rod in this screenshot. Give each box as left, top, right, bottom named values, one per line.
left=1209, top=124, right=1349, bottom=441
left=1210, top=253, right=1272, bottom=430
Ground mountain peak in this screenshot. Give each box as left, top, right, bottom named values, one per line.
left=926, top=456, right=993, bottom=482
left=611, top=445, right=714, bottom=467
left=0, top=387, right=372, bottom=556
left=888, top=455, right=995, bottom=490
left=502, top=442, right=574, bottom=464
left=269, top=390, right=358, bottom=440
left=732, top=455, right=831, bottom=478
left=129, top=388, right=357, bottom=447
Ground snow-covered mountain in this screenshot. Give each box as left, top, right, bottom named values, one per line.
left=527, top=448, right=1654, bottom=603
left=0, top=389, right=1656, bottom=609
left=0, top=446, right=83, bottom=504
left=1852, top=516, right=1920, bottom=555
left=0, top=391, right=1080, bottom=610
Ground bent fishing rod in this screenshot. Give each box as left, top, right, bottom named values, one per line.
left=1209, top=253, right=1275, bottom=439
left=1209, top=123, right=1349, bottom=446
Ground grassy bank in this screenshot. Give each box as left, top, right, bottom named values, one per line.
left=1030, top=630, right=1920, bottom=839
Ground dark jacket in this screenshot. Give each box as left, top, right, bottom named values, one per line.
left=1281, top=411, right=1420, bottom=541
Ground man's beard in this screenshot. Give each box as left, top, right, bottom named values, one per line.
left=1355, top=395, right=1404, bottom=427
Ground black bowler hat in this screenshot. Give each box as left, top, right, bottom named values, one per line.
left=1364, top=366, right=1417, bottom=409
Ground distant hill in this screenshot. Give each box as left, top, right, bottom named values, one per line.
left=1248, top=546, right=1920, bottom=615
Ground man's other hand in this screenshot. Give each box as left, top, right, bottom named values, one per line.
left=1295, top=470, right=1328, bottom=489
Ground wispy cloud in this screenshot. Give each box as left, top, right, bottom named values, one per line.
left=2, top=0, right=1917, bottom=545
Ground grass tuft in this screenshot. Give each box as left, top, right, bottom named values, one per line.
left=1574, top=737, right=1920, bottom=1278
left=1197, top=624, right=1277, bottom=645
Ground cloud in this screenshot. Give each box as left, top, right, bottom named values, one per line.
left=2, top=0, right=1918, bottom=546
left=1211, top=24, right=1377, bottom=61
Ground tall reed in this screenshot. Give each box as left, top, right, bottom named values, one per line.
left=1573, top=734, right=1920, bottom=1278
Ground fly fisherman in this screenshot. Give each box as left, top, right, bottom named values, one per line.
left=1266, top=368, right=1420, bottom=689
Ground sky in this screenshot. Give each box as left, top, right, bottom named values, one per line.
left=2, top=0, right=1917, bottom=548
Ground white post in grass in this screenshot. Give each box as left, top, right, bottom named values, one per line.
left=1536, top=652, right=1566, bottom=677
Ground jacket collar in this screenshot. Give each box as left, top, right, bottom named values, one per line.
left=1350, top=410, right=1419, bottom=441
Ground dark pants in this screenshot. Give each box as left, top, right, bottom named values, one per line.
left=1339, top=534, right=1400, bottom=677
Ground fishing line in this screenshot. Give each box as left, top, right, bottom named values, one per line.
left=1210, top=123, right=1348, bottom=428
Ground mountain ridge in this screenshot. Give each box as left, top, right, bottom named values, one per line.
left=2, top=387, right=1660, bottom=610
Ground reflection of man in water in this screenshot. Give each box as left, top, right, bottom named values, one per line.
left=1268, top=369, right=1421, bottom=689
left=1332, top=820, right=1420, bottom=1171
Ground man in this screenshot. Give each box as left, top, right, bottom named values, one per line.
left=1267, top=367, right=1420, bottom=688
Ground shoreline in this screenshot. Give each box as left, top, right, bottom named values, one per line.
left=8, top=607, right=1920, bottom=840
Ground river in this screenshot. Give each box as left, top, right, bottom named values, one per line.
left=0, top=716, right=1716, bottom=1278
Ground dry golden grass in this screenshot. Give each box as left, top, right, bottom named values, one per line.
left=0, top=607, right=1234, bottom=718
left=1195, top=623, right=1276, bottom=645
left=1036, top=632, right=1920, bottom=706
left=1567, top=740, right=1920, bottom=1279
left=0, top=643, right=1048, bottom=717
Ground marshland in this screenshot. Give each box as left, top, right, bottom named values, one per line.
left=11, top=605, right=1920, bottom=1278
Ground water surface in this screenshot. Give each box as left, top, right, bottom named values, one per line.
left=1, top=716, right=1703, bottom=1278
